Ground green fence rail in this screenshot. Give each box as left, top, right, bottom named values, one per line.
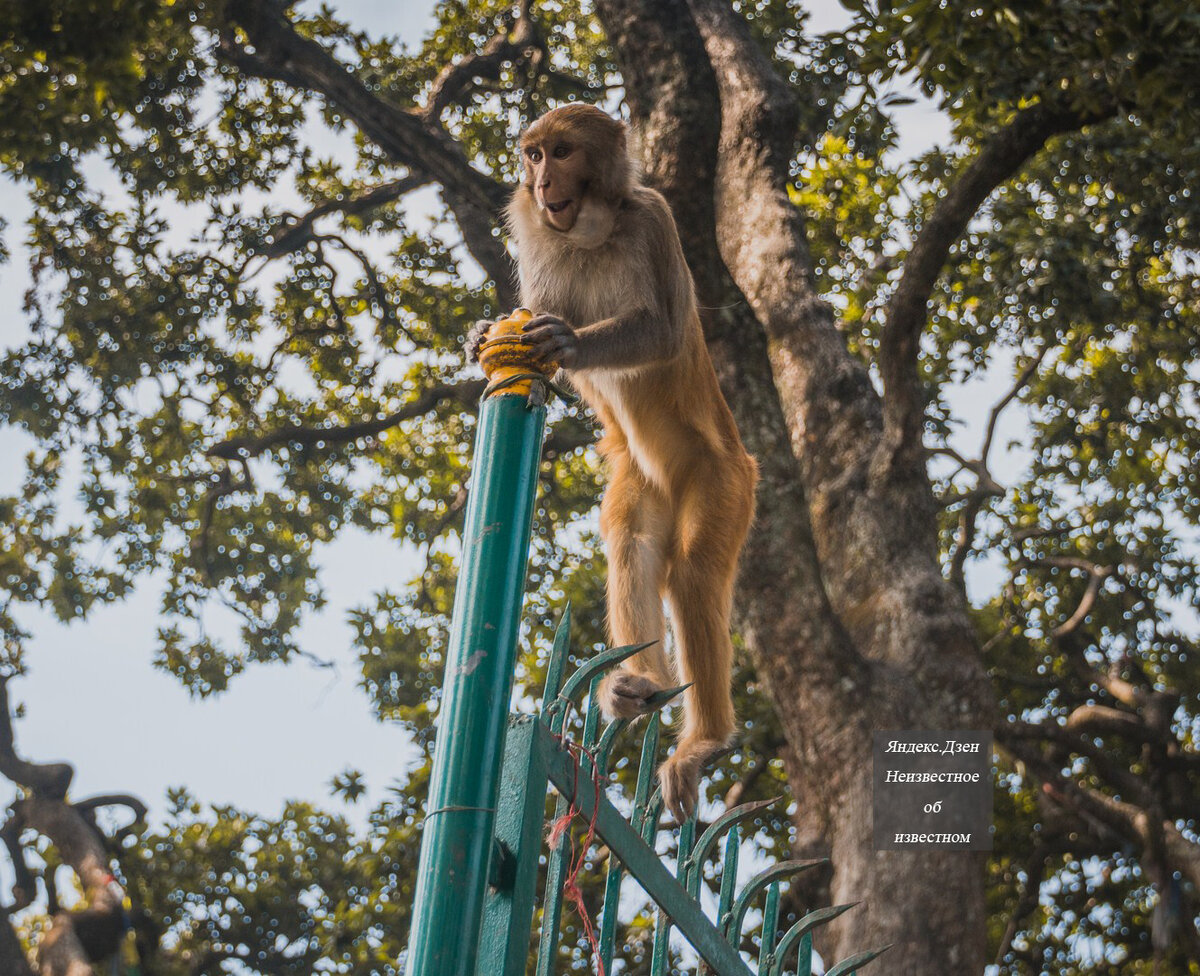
left=405, top=312, right=889, bottom=976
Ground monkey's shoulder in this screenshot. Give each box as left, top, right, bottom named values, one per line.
left=621, top=186, right=681, bottom=235
left=625, top=184, right=673, bottom=216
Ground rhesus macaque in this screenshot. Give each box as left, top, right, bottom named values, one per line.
left=469, top=104, right=757, bottom=821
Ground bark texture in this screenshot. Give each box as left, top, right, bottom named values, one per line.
left=596, top=1, right=997, bottom=968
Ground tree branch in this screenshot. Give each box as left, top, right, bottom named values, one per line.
left=206, top=379, right=487, bottom=461
left=75, top=792, right=149, bottom=824
left=1002, top=718, right=1154, bottom=809
left=1005, top=739, right=1200, bottom=890
left=542, top=423, right=596, bottom=459
left=422, top=1, right=540, bottom=122
left=1049, top=564, right=1113, bottom=640
left=1019, top=553, right=1168, bottom=712
left=191, top=461, right=253, bottom=584
left=260, top=174, right=427, bottom=259
left=220, top=1, right=504, bottom=214
left=980, top=346, right=1049, bottom=466
left=1063, top=703, right=1152, bottom=742
left=879, top=100, right=1116, bottom=456
left=1, top=809, right=34, bottom=910
left=722, top=737, right=784, bottom=810
left=218, top=0, right=516, bottom=306
left=685, top=0, right=860, bottom=424
left=947, top=475, right=1004, bottom=588
left=0, top=677, right=72, bottom=798
left=315, top=233, right=419, bottom=345
left=946, top=346, right=1048, bottom=586
left=994, top=844, right=1048, bottom=968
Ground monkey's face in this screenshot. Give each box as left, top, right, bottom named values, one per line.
left=521, top=136, right=588, bottom=233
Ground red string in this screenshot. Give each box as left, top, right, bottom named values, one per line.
left=549, top=737, right=607, bottom=976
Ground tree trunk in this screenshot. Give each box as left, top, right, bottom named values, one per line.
left=595, top=1, right=995, bottom=970
left=1, top=679, right=134, bottom=976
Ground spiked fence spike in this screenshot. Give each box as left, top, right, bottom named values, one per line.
left=677, top=815, right=697, bottom=868
left=824, top=944, right=893, bottom=976
left=684, top=796, right=782, bottom=894
left=642, top=681, right=692, bottom=709
left=726, top=858, right=829, bottom=939
left=541, top=604, right=572, bottom=731
left=770, top=903, right=859, bottom=974
left=594, top=717, right=632, bottom=773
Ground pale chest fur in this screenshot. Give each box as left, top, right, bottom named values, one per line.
left=516, top=234, right=642, bottom=328
left=515, top=226, right=673, bottom=484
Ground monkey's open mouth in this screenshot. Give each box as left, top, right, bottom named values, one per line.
left=545, top=199, right=572, bottom=214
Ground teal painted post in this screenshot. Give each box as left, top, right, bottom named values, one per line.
left=405, top=313, right=550, bottom=976
left=476, top=716, right=550, bottom=976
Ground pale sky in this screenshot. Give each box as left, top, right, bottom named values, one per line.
left=0, top=1, right=975, bottom=845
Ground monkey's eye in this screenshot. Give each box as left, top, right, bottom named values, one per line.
left=526, top=148, right=543, bottom=162
left=552, top=144, right=572, bottom=159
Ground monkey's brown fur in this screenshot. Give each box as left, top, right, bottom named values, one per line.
left=477, top=104, right=757, bottom=820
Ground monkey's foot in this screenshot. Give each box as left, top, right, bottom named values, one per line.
left=659, top=739, right=725, bottom=824
left=597, top=670, right=664, bottom=720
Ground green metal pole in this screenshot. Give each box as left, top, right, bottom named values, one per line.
left=405, top=312, right=550, bottom=976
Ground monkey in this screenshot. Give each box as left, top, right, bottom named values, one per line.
left=468, top=104, right=757, bottom=821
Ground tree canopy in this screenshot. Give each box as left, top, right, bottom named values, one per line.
left=1, top=1, right=1199, bottom=974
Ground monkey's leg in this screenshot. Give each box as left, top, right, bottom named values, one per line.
left=597, top=458, right=673, bottom=720
left=658, top=474, right=753, bottom=822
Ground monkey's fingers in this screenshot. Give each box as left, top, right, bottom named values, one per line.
left=465, top=319, right=494, bottom=363
left=523, top=322, right=572, bottom=344
left=527, top=337, right=572, bottom=359
left=524, top=313, right=569, bottom=332
left=527, top=334, right=578, bottom=368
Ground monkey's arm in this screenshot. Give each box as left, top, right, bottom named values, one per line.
left=523, top=307, right=682, bottom=371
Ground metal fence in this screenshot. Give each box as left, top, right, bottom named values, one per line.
left=404, top=312, right=888, bottom=976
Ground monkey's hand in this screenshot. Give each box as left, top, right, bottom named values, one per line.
left=597, top=670, right=663, bottom=720
left=523, top=313, right=579, bottom=369
left=465, top=319, right=493, bottom=364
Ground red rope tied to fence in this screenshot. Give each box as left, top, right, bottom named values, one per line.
left=548, top=736, right=607, bottom=976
